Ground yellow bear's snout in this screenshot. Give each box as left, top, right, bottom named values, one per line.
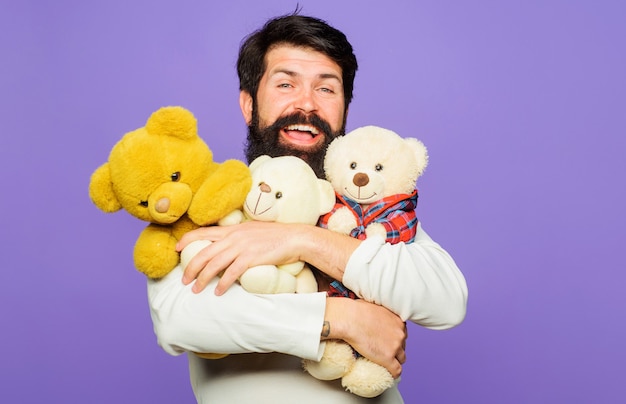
left=146, top=182, right=193, bottom=224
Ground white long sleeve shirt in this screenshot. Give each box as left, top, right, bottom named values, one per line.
left=147, top=223, right=468, bottom=403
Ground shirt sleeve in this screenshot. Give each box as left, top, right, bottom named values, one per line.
left=342, top=222, right=468, bottom=330
left=147, top=265, right=327, bottom=360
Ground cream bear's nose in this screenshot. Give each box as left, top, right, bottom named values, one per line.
left=353, top=173, right=369, bottom=187
left=155, top=197, right=170, bottom=213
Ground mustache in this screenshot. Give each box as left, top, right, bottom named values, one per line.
left=262, top=112, right=334, bottom=139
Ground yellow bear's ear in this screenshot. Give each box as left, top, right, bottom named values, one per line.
left=89, top=163, right=122, bottom=212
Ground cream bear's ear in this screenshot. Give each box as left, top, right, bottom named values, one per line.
left=249, top=155, right=272, bottom=172
left=317, top=178, right=336, bottom=215
left=405, top=138, right=429, bottom=177
left=89, top=163, right=122, bottom=212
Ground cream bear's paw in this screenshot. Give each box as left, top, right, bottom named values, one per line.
left=341, top=357, right=394, bottom=398
left=327, top=206, right=357, bottom=235
left=365, top=222, right=387, bottom=239
left=302, top=340, right=355, bottom=380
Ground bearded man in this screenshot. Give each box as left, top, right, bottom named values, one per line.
left=149, top=13, right=467, bottom=404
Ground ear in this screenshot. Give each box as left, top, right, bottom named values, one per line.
left=405, top=138, right=429, bottom=176
left=239, top=91, right=254, bottom=125
left=89, top=163, right=122, bottom=212
left=317, top=179, right=336, bottom=215
left=249, top=155, right=272, bottom=172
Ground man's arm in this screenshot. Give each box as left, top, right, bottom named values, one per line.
left=148, top=265, right=326, bottom=360
left=179, top=220, right=467, bottom=329
left=148, top=265, right=406, bottom=379
left=343, top=222, right=468, bottom=328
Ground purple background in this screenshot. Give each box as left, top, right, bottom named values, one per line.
left=1, top=1, right=624, bottom=403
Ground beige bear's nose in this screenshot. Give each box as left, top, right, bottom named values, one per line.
left=353, top=173, right=369, bottom=187
left=155, top=197, right=171, bottom=213
left=259, top=182, right=271, bottom=193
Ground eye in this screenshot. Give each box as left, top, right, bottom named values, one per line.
left=275, top=192, right=283, bottom=199
left=350, top=162, right=357, bottom=169
left=139, top=201, right=148, bottom=207
left=171, top=172, right=181, bottom=182
left=375, top=164, right=383, bottom=171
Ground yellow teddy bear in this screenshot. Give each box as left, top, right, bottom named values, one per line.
left=89, top=106, right=252, bottom=279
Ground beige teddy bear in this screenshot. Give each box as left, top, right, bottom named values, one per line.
left=181, top=155, right=336, bottom=294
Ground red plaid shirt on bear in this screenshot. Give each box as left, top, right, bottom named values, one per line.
left=319, top=190, right=419, bottom=298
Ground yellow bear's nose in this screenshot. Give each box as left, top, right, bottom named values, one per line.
left=155, top=197, right=171, bottom=213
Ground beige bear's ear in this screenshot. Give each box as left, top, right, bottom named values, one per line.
left=249, top=155, right=272, bottom=172
left=405, top=138, right=429, bottom=177
left=89, top=163, right=122, bottom=212
left=317, top=178, right=336, bottom=215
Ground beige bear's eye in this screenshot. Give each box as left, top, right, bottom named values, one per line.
left=171, top=172, right=181, bottom=182
left=375, top=164, right=383, bottom=171
left=275, top=192, right=283, bottom=199
left=350, top=162, right=357, bottom=169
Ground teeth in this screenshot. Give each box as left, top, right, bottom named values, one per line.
left=286, top=124, right=319, bottom=135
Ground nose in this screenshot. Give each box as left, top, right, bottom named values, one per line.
left=259, top=182, right=271, bottom=193
left=353, top=173, right=369, bottom=187
left=295, top=88, right=317, bottom=114
left=155, top=197, right=170, bottom=213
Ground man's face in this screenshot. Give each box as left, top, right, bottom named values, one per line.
left=241, top=45, right=347, bottom=177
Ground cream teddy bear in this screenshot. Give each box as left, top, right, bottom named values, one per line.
left=303, top=125, right=429, bottom=398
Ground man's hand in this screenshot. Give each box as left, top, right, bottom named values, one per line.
left=177, top=221, right=361, bottom=295
left=323, top=297, right=407, bottom=379
left=177, top=222, right=305, bottom=294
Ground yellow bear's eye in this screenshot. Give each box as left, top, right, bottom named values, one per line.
left=171, top=172, right=181, bottom=182
left=139, top=201, right=148, bottom=207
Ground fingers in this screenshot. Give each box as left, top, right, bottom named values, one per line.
left=177, top=225, right=229, bottom=252
left=180, top=231, right=253, bottom=295
left=214, top=260, right=246, bottom=296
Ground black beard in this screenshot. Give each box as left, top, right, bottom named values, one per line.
left=244, top=111, right=345, bottom=179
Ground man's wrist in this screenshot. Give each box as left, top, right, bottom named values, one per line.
left=322, top=297, right=351, bottom=341
left=321, top=320, right=331, bottom=338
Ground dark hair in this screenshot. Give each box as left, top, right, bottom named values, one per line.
left=237, top=13, right=358, bottom=109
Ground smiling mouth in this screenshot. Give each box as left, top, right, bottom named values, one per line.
left=281, top=124, right=323, bottom=147
left=345, top=187, right=377, bottom=201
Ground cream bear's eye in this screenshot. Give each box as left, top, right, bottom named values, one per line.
left=375, top=164, right=383, bottom=171
left=275, top=192, right=283, bottom=199
left=171, top=172, right=181, bottom=182
left=350, top=162, right=357, bottom=169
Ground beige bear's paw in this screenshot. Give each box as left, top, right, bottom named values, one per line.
left=303, top=340, right=355, bottom=381
left=327, top=206, right=357, bottom=235
left=341, top=357, right=394, bottom=398
left=240, top=265, right=296, bottom=294
left=295, top=266, right=318, bottom=294
left=217, top=209, right=245, bottom=226
left=180, top=239, right=212, bottom=270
